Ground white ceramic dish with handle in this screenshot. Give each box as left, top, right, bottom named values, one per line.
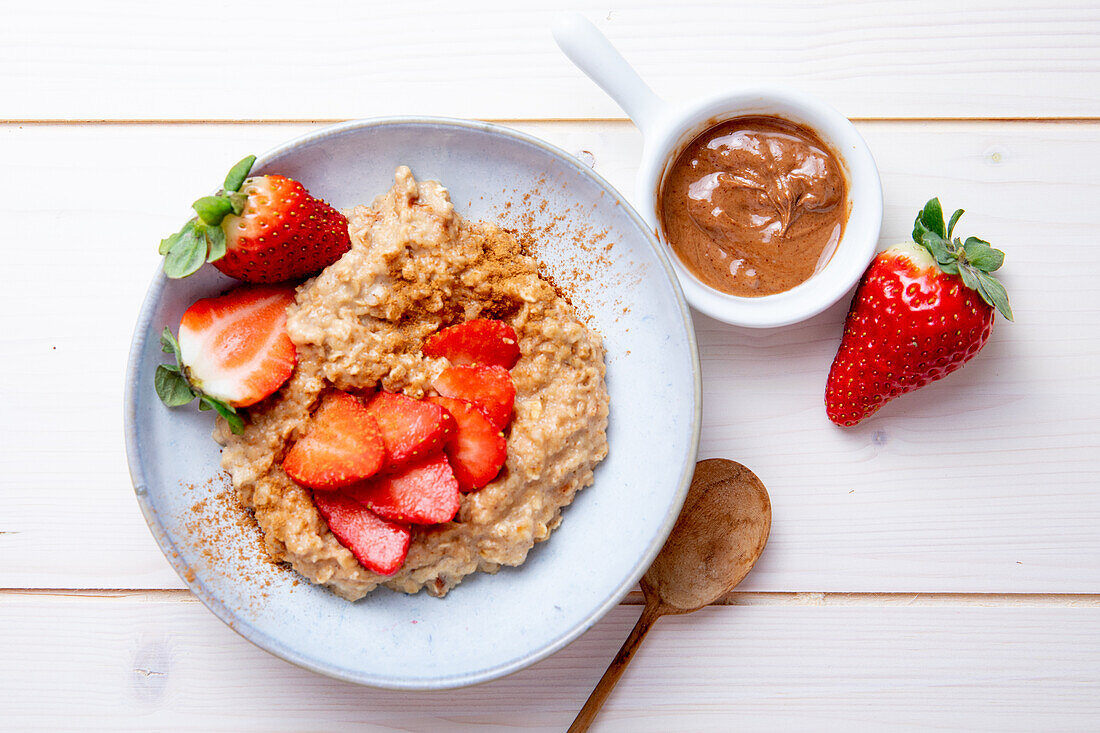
left=554, top=14, right=884, bottom=328
left=124, top=117, right=700, bottom=689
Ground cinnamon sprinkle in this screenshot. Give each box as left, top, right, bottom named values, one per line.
left=489, top=174, right=645, bottom=324
left=179, top=475, right=293, bottom=610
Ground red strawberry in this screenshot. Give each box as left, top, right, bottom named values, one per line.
left=312, top=491, right=410, bottom=576
left=283, top=392, right=386, bottom=490
left=432, top=364, right=515, bottom=429
left=347, top=453, right=461, bottom=525
left=366, top=392, right=456, bottom=471
left=422, top=319, right=521, bottom=369
left=159, top=155, right=351, bottom=283
left=825, top=200, right=1012, bottom=427
left=427, top=396, right=507, bottom=492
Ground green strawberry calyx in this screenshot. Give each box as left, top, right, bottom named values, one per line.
left=154, top=328, right=245, bottom=434
left=911, top=198, right=1013, bottom=321
left=158, top=155, right=257, bottom=279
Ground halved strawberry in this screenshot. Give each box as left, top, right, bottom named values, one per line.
left=432, top=364, right=515, bottom=429
left=427, top=396, right=507, bottom=492
left=174, top=284, right=298, bottom=408
left=312, top=491, right=410, bottom=576
left=366, top=391, right=455, bottom=471
left=282, top=392, right=386, bottom=490
left=347, top=453, right=461, bottom=525
left=158, top=155, right=352, bottom=283
left=422, top=319, right=521, bottom=369
left=155, top=284, right=297, bottom=433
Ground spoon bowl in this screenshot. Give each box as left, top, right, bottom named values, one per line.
left=568, top=459, right=771, bottom=732
left=643, top=459, right=771, bottom=612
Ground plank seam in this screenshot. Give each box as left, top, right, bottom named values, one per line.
left=4, top=589, right=1099, bottom=607
left=3, top=117, right=1100, bottom=125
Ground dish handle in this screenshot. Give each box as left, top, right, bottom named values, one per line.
left=552, top=13, right=667, bottom=139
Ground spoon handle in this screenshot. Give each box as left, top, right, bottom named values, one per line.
left=568, top=600, right=663, bottom=733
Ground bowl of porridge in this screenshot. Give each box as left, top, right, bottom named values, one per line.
left=125, top=117, right=700, bottom=689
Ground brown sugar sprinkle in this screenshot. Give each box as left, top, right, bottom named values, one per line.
left=179, top=475, right=293, bottom=609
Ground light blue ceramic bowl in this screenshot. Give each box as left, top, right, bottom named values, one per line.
left=124, top=117, right=700, bottom=689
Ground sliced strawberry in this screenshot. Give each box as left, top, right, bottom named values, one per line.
left=422, top=319, right=521, bottom=369
left=432, top=364, right=515, bottom=429
left=427, top=396, right=507, bottom=492
left=312, top=491, right=410, bottom=576
left=346, top=453, right=461, bottom=525
left=282, top=392, right=386, bottom=490
left=176, top=284, right=297, bottom=408
left=366, top=391, right=455, bottom=470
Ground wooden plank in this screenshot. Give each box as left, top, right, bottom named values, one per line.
left=1, top=120, right=1098, bottom=592
left=2, top=592, right=1098, bottom=730
left=3, top=1, right=1100, bottom=121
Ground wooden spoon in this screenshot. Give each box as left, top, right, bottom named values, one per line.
left=568, top=459, right=772, bottom=733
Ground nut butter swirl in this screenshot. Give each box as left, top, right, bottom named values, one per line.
left=659, top=116, right=848, bottom=297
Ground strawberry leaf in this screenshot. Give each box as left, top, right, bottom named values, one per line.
left=155, top=364, right=196, bottom=406
left=947, top=208, right=965, bottom=238
left=160, top=327, right=184, bottom=362
left=227, top=191, right=248, bottom=215
left=918, top=198, right=947, bottom=239
left=193, top=195, right=233, bottom=226
left=963, top=237, right=1004, bottom=272
left=224, top=155, right=256, bottom=193
left=911, top=199, right=1013, bottom=321
left=159, top=231, right=181, bottom=256
left=200, top=394, right=245, bottom=434
left=205, top=224, right=227, bottom=262
left=973, top=271, right=1014, bottom=321
left=163, top=224, right=208, bottom=279
left=919, top=230, right=954, bottom=265
left=157, top=328, right=195, bottom=407
left=958, top=263, right=981, bottom=292
left=912, top=218, right=930, bottom=247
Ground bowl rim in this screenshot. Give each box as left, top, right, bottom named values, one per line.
left=635, top=86, right=884, bottom=328
left=123, top=115, right=702, bottom=689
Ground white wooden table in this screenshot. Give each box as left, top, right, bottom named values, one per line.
left=3, top=2, right=1099, bottom=729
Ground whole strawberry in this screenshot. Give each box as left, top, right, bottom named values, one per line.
left=825, top=199, right=1012, bottom=427
left=158, top=155, right=351, bottom=283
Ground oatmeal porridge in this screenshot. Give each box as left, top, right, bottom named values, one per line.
left=216, top=166, right=609, bottom=599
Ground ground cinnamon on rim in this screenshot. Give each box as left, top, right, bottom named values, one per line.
left=486, top=174, right=641, bottom=324
left=179, top=475, right=293, bottom=610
